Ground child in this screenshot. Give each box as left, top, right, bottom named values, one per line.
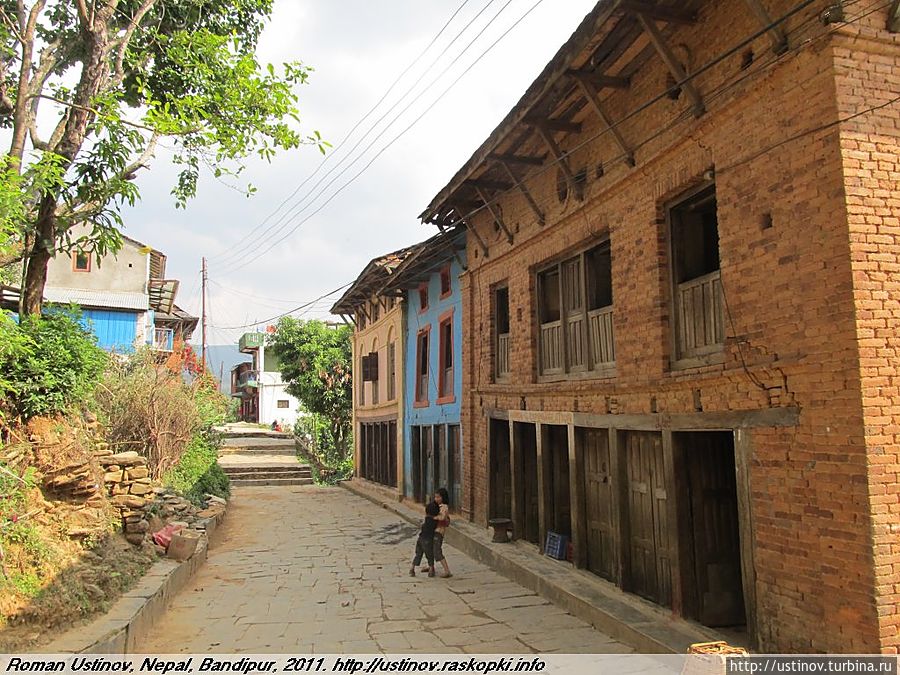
left=433, top=488, right=453, bottom=578
left=410, top=500, right=440, bottom=577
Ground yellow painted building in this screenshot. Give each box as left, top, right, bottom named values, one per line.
left=331, top=248, right=411, bottom=499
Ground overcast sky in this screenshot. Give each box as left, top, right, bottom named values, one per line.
left=119, top=0, right=597, bottom=345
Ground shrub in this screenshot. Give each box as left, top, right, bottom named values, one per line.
left=163, top=432, right=230, bottom=505
left=0, top=310, right=107, bottom=421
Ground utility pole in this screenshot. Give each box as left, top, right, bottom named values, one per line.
left=201, top=257, right=208, bottom=372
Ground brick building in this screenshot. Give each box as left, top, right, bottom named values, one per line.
left=419, top=0, right=900, bottom=653
left=332, top=248, right=413, bottom=497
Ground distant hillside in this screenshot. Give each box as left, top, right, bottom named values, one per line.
left=203, top=344, right=251, bottom=390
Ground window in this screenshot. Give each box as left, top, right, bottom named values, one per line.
left=387, top=341, right=397, bottom=401
left=277, top=400, right=289, bottom=409
left=537, top=242, right=615, bottom=378
left=415, top=328, right=430, bottom=405
left=363, top=351, right=379, bottom=405
left=438, top=312, right=454, bottom=403
left=358, top=356, right=366, bottom=406
left=371, top=300, right=380, bottom=323
left=494, top=286, right=510, bottom=380
left=358, top=309, right=367, bottom=330
left=669, top=184, right=723, bottom=363
left=418, top=283, right=429, bottom=312
left=440, top=266, right=452, bottom=299
left=73, top=251, right=90, bottom=272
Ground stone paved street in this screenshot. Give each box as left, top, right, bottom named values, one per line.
left=138, top=486, right=632, bottom=654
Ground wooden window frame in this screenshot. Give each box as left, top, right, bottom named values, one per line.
left=418, top=283, right=429, bottom=314
left=387, top=341, right=396, bottom=401
left=493, top=284, right=511, bottom=382
left=414, top=326, right=431, bottom=408
left=439, top=264, right=452, bottom=300
left=276, top=399, right=290, bottom=409
left=535, top=240, right=616, bottom=382
left=72, top=251, right=91, bottom=273
left=665, top=182, right=725, bottom=371
left=437, top=309, right=455, bottom=405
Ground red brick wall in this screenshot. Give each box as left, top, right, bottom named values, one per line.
left=832, top=9, right=900, bottom=653
left=456, top=0, right=894, bottom=652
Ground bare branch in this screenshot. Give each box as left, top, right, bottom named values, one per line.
left=0, top=7, right=24, bottom=42
left=113, top=0, right=155, bottom=83
left=31, top=94, right=157, bottom=131
left=9, top=0, right=46, bottom=164
left=75, top=0, right=91, bottom=27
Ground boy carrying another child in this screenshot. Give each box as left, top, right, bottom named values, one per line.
left=409, top=500, right=440, bottom=577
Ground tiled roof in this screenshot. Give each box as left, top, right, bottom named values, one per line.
left=43, top=287, right=149, bottom=311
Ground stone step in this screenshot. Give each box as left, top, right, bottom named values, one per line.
left=229, top=477, right=315, bottom=487
left=222, top=469, right=312, bottom=479
left=221, top=464, right=310, bottom=474
left=218, top=446, right=298, bottom=456
left=220, top=432, right=293, bottom=440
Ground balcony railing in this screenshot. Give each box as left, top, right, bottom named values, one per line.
left=675, top=270, right=724, bottom=359
left=237, top=370, right=259, bottom=389
left=539, top=321, right=563, bottom=375
left=152, top=327, right=174, bottom=352
left=496, top=332, right=510, bottom=379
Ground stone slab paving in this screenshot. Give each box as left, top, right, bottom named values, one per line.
left=138, top=486, right=633, bottom=655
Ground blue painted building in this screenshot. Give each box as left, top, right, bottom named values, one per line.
left=383, top=229, right=466, bottom=508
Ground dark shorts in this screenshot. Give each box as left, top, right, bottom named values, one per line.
left=433, top=532, right=446, bottom=562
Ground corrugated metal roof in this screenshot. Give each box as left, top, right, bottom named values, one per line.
left=43, top=287, right=148, bottom=311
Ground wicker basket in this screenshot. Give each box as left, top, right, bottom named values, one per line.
left=681, top=641, right=748, bottom=675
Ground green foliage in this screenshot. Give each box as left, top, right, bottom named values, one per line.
left=3, top=0, right=329, bottom=307
left=193, top=374, right=232, bottom=428
left=270, top=319, right=353, bottom=467
left=163, top=432, right=230, bottom=505
left=0, top=310, right=107, bottom=421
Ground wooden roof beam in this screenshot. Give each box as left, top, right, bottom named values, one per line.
left=525, top=115, right=582, bottom=134
left=741, top=0, right=788, bottom=52
left=488, top=152, right=547, bottom=167
left=570, top=71, right=635, bottom=167
left=620, top=1, right=697, bottom=25
left=636, top=13, right=705, bottom=117
left=566, top=69, right=630, bottom=89
left=467, top=178, right=513, bottom=192
left=533, top=122, right=579, bottom=199
left=452, top=202, right=489, bottom=258
left=495, top=160, right=545, bottom=227
left=473, top=186, right=514, bottom=244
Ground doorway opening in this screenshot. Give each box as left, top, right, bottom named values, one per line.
left=513, top=422, right=540, bottom=545
left=675, top=431, right=746, bottom=629
left=543, top=425, right=571, bottom=539
left=579, top=427, right=617, bottom=582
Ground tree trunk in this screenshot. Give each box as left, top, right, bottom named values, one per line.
left=20, top=197, right=57, bottom=316
left=19, top=16, right=111, bottom=316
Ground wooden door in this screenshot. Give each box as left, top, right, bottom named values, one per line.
left=436, top=425, right=448, bottom=494
left=686, top=432, right=745, bottom=627
left=519, top=425, right=540, bottom=544
left=625, top=431, right=672, bottom=607
left=411, top=427, right=423, bottom=502
left=582, top=428, right=616, bottom=582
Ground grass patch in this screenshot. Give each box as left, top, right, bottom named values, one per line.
left=164, top=432, right=230, bottom=505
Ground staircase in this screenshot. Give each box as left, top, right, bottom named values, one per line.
left=217, top=428, right=313, bottom=487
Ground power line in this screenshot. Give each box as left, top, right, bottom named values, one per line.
left=221, top=0, right=549, bottom=275
left=208, top=0, right=493, bottom=266
left=212, top=281, right=354, bottom=330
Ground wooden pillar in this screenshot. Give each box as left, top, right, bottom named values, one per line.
left=734, top=428, right=759, bottom=649
left=535, top=423, right=550, bottom=551
left=568, top=424, right=588, bottom=569
left=608, top=427, right=624, bottom=586
left=508, top=420, right=522, bottom=541
left=661, top=429, right=683, bottom=616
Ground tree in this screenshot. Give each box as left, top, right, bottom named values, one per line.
left=268, top=318, right=352, bottom=463
left=0, top=0, right=326, bottom=315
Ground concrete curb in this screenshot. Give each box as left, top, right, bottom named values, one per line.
left=341, top=478, right=726, bottom=654
left=39, top=507, right=227, bottom=654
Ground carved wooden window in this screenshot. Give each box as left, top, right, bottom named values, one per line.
left=669, top=184, right=723, bottom=363
left=537, top=242, right=615, bottom=378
